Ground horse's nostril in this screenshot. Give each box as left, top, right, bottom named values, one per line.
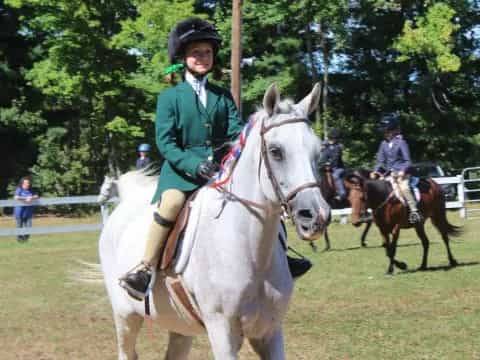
left=297, top=209, right=313, bottom=220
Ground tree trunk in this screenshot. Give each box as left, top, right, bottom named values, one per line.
left=318, top=22, right=330, bottom=140
left=231, top=0, right=242, bottom=115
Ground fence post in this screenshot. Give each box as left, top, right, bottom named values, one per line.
left=457, top=174, right=466, bottom=219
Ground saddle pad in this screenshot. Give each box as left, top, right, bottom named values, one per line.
left=165, top=275, right=204, bottom=328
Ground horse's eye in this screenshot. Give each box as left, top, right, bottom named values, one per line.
left=269, top=146, right=283, bottom=160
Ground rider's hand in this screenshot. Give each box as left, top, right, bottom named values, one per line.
left=397, top=170, right=405, bottom=178
left=196, top=160, right=219, bottom=180
left=370, top=172, right=378, bottom=179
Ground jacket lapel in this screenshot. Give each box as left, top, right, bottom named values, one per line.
left=205, top=82, right=220, bottom=119
left=178, top=80, right=210, bottom=119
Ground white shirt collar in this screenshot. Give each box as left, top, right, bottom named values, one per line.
left=185, top=71, right=207, bottom=90
left=185, top=71, right=208, bottom=107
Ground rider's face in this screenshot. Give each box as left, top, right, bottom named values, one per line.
left=185, top=42, right=214, bottom=76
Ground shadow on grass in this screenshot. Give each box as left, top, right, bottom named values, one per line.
left=322, top=241, right=426, bottom=253
left=398, top=261, right=480, bottom=275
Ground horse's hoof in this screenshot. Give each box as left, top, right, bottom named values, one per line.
left=384, top=271, right=394, bottom=276
left=395, top=261, right=408, bottom=270
left=361, top=242, right=367, bottom=248
left=418, top=266, right=427, bottom=271
left=322, top=246, right=330, bottom=252
left=450, top=259, right=458, bottom=267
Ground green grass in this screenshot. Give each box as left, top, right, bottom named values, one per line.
left=0, top=213, right=479, bottom=359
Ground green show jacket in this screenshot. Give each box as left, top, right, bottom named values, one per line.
left=151, top=80, right=242, bottom=203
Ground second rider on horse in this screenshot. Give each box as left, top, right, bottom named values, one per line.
left=368, top=113, right=422, bottom=224
left=320, top=128, right=347, bottom=203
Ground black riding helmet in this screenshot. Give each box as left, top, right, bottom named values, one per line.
left=167, top=17, right=222, bottom=63
left=379, top=112, right=400, bottom=132
left=327, top=128, right=341, bottom=140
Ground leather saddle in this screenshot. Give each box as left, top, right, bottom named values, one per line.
left=160, top=191, right=199, bottom=272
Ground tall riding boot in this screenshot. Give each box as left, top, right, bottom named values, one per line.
left=119, top=212, right=173, bottom=301
left=399, top=182, right=422, bottom=224
left=287, top=256, right=312, bottom=278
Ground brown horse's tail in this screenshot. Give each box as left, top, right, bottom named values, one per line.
left=429, top=179, right=463, bottom=237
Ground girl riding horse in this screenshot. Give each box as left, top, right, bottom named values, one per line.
left=120, top=17, right=311, bottom=300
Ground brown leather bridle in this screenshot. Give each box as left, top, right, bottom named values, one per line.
left=259, top=117, right=321, bottom=224
left=213, top=116, right=323, bottom=226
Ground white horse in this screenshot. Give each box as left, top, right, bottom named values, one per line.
left=97, top=169, right=157, bottom=205
left=99, top=83, right=330, bottom=359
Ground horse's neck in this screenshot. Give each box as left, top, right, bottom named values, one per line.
left=366, top=180, right=392, bottom=208
left=224, top=127, right=281, bottom=270
left=321, top=172, right=335, bottom=201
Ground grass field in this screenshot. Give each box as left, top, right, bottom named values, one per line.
left=0, top=212, right=479, bottom=359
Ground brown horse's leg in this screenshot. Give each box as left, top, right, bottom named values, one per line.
left=360, top=221, right=372, bottom=247
left=430, top=217, right=458, bottom=267
left=414, top=224, right=430, bottom=270
left=391, top=226, right=408, bottom=271
left=381, top=230, right=395, bottom=275
left=323, top=228, right=331, bottom=251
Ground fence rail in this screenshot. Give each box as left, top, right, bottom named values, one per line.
left=0, top=175, right=471, bottom=237
left=0, top=196, right=115, bottom=237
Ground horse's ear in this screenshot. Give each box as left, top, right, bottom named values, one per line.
left=296, top=82, right=321, bottom=116
left=263, top=83, right=280, bottom=117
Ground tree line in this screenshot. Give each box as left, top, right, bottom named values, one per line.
left=1, top=0, right=479, bottom=198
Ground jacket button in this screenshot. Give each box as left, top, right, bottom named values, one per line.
left=206, top=140, right=211, bottom=145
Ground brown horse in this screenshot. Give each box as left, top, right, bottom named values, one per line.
left=344, top=170, right=461, bottom=274
left=318, top=167, right=372, bottom=251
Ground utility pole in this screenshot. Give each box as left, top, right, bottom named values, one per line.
left=231, top=0, right=242, bottom=114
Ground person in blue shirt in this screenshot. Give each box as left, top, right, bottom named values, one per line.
left=135, top=143, right=152, bottom=170
left=369, top=113, right=422, bottom=224
left=14, top=176, right=39, bottom=242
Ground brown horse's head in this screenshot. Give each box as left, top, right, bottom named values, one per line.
left=344, top=171, right=368, bottom=227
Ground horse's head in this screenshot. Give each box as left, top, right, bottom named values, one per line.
left=257, top=83, right=330, bottom=240
left=344, top=171, right=367, bottom=227
left=97, top=175, right=116, bottom=204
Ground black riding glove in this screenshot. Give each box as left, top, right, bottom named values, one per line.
left=196, top=160, right=219, bottom=180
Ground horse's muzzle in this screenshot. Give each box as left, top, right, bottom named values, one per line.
left=294, top=207, right=330, bottom=241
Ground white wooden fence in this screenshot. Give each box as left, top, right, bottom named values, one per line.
left=0, top=196, right=115, bottom=237
left=0, top=175, right=470, bottom=237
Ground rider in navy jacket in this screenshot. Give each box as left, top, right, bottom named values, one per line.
left=320, top=128, right=346, bottom=202
left=370, top=113, right=422, bottom=224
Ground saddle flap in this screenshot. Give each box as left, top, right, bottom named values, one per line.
left=160, top=191, right=199, bottom=271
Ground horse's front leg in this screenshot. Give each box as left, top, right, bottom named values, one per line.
left=360, top=220, right=372, bottom=247
left=249, top=328, right=285, bottom=360
left=204, top=314, right=244, bottom=360
left=323, top=228, right=331, bottom=251
left=380, top=230, right=394, bottom=275
left=414, top=224, right=430, bottom=270
left=391, top=225, right=407, bottom=271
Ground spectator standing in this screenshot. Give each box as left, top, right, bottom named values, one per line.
left=13, top=176, right=38, bottom=242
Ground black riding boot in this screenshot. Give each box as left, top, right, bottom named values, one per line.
left=119, top=262, right=154, bottom=301
left=287, top=256, right=312, bottom=278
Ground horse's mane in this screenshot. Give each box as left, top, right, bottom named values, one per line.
left=114, top=166, right=159, bottom=204
left=215, top=99, right=298, bottom=184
